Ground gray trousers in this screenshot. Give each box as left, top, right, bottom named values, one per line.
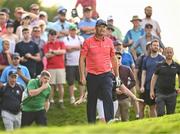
left=155, top=92, right=177, bottom=116
left=1, top=110, right=22, bottom=131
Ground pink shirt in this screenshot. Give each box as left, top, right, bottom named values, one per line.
left=43, top=41, right=66, bottom=69
left=80, top=36, right=115, bottom=75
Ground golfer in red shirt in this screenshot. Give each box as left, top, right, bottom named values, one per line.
left=79, top=19, right=121, bottom=123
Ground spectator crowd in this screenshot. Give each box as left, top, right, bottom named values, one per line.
left=0, top=1, right=180, bottom=131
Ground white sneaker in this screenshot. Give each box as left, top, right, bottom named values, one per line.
left=70, top=97, right=75, bottom=104
left=50, top=99, right=54, bottom=103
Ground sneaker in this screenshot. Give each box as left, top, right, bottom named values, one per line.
left=136, top=114, right=140, bottom=119
left=50, top=99, right=54, bottom=104
left=74, top=87, right=77, bottom=91
left=70, top=97, right=76, bottom=104
left=59, top=102, right=65, bottom=109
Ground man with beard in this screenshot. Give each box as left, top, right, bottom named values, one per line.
left=141, top=6, right=161, bottom=38
left=79, top=19, right=121, bottom=123
left=139, top=39, right=164, bottom=118
left=52, top=7, right=70, bottom=41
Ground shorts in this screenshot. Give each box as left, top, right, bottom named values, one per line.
left=97, top=99, right=118, bottom=119
left=140, top=89, right=155, bottom=106
left=66, top=66, right=80, bottom=85
left=48, top=69, right=66, bottom=84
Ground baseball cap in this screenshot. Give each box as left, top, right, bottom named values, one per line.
left=83, top=6, right=92, bottom=12
left=48, top=29, right=57, bottom=35
left=6, top=22, right=14, bottom=28
left=21, top=13, right=30, bottom=20
left=107, top=15, right=113, bottom=21
left=113, top=40, right=122, bottom=46
left=96, top=19, right=107, bottom=27
left=8, top=71, right=18, bottom=77
left=57, top=6, right=67, bottom=14
left=69, top=24, right=77, bottom=30
left=12, top=52, right=20, bottom=58
left=39, top=11, right=47, bottom=17
left=145, top=23, right=153, bottom=29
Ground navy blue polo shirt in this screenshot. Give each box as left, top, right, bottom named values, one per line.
left=154, top=61, right=180, bottom=94
left=142, top=54, right=165, bottom=90
left=0, top=83, right=24, bottom=114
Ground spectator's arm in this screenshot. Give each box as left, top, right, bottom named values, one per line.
left=28, top=83, right=49, bottom=97
left=128, top=68, right=136, bottom=89
left=150, top=74, right=158, bottom=99
left=26, top=53, right=41, bottom=61
left=140, top=70, right=146, bottom=93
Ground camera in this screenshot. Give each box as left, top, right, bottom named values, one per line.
left=17, top=67, right=21, bottom=70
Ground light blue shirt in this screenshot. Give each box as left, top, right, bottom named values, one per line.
left=52, top=20, right=70, bottom=32
left=133, top=34, right=164, bottom=55
left=78, top=18, right=96, bottom=39
left=123, top=27, right=144, bottom=54
left=0, top=65, right=31, bottom=88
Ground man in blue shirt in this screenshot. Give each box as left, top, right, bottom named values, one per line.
left=78, top=7, right=96, bottom=39
left=139, top=39, right=165, bottom=118
left=0, top=52, right=30, bottom=88
left=52, top=6, right=70, bottom=41
left=123, top=15, right=145, bottom=57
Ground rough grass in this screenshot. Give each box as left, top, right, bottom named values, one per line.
left=0, top=83, right=180, bottom=133
left=1, top=113, right=180, bottom=134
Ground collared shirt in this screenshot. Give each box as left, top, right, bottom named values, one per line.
left=63, top=35, right=84, bottom=66
left=133, top=34, right=164, bottom=55
left=52, top=20, right=70, bottom=40
left=0, top=83, right=24, bottom=114
left=78, top=18, right=96, bottom=39
left=121, top=50, right=135, bottom=68
left=154, top=61, right=180, bottom=94
left=123, top=27, right=145, bottom=54
left=43, top=40, right=66, bottom=69
left=0, top=64, right=31, bottom=88
left=80, top=36, right=115, bottom=75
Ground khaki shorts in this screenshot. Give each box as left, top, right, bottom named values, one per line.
left=48, top=69, right=66, bottom=84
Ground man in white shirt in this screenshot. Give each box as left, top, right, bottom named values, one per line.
left=63, top=24, right=85, bottom=104
left=141, top=6, right=161, bottom=38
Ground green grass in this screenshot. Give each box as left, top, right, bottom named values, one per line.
left=1, top=113, right=180, bottom=134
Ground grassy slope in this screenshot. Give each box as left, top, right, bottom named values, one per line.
left=2, top=113, right=180, bottom=134
left=0, top=84, right=180, bottom=133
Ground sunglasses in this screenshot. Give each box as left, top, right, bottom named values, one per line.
left=32, top=8, right=39, bottom=11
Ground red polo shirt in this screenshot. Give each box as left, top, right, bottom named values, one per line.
left=80, top=36, right=115, bottom=75
left=43, top=41, right=66, bottom=69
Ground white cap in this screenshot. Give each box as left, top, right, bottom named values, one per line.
left=21, top=13, right=30, bottom=20
left=107, top=15, right=113, bottom=21
left=39, top=11, right=47, bottom=17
